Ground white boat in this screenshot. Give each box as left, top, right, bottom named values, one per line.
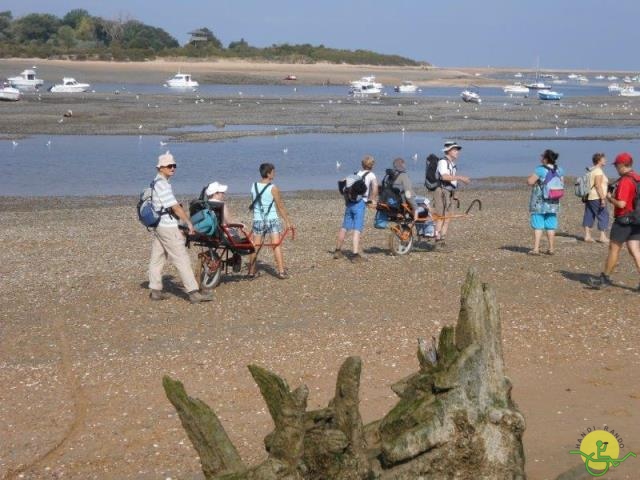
left=623, top=76, right=632, bottom=84
left=538, top=89, right=563, bottom=101
left=619, top=86, right=640, bottom=97
left=503, top=84, right=529, bottom=96
left=514, top=72, right=523, bottom=78
left=607, top=75, right=618, bottom=81
left=551, top=79, right=567, bottom=84
left=576, top=75, right=589, bottom=83
left=350, top=76, right=383, bottom=90
left=567, top=73, right=578, bottom=79
left=525, top=81, right=550, bottom=90
left=595, top=75, right=605, bottom=80
left=608, top=83, right=622, bottom=94
left=48, top=77, right=91, bottom=93
left=165, top=72, right=199, bottom=88
left=394, top=81, right=418, bottom=93
left=7, top=69, right=43, bottom=90
left=461, top=87, right=481, bottom=104
left=349, top=84, right=382, bottom=96
left=0, top=84, right=21, bottom=101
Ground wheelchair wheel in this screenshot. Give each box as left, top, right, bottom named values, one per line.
left=389, top=225, right=414, bottom=255
left=199, top=251, right=222, bottom=289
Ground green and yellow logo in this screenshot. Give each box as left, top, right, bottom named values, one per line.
left=570, top=427, right=636, bottom=477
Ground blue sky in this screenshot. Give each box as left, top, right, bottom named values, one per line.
left=8, top=0, right=640, bottom=70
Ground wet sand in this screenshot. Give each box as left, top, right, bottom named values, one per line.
left=2, top=59, right=640, bottom=142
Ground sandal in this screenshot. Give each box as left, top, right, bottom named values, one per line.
left=527, top=250, right=540, bottom=256
left=247, top=271, right=259, bottom=280
left=276, top=271, right=290, bottom=280
left=545, top=250, right=555, bottom=256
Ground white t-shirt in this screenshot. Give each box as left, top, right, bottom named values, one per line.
left=152, top=174, right=178, bottom=227
left=436, top=158, right=457, bottom=189
left=357, top=169, right=377, bottom=201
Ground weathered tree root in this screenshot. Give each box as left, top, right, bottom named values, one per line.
left=163, top=269, right=527, bottom=479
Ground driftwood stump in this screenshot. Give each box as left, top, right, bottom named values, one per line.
left=163, top=269, right=526, bottom=479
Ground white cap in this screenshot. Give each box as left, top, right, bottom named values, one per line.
left=205, top=181, right=228, bottom=196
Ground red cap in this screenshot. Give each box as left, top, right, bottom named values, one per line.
left=614, top=152, right=633, bottom=166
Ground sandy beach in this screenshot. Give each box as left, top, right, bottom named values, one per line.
left=1, top=185, right=639, bottom=480
left=1, top=58, right=640, bottom=479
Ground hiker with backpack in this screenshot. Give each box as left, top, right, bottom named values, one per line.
left=432, top=141, right=471, bottom=246
left=333, top=155, right=378, bottom=262
left=581, top=152, right=610, bottom=244
left=246, top=163, right=293, bottom=279
left=146, top=152, right=213, bottom=303
left=592, top=152, right=640, bottom=289
left=526, top=149, right=564, bottom=256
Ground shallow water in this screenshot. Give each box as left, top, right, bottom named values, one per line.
left=2, top=128, right=639, bottom=196
left=25, top=81, right=615, bottom=101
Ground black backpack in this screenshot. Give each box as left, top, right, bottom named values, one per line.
left=424, top=154, right=441, bottom=191
left=379, top=169, right=403, bottom=211
left=338, top=172, right=369, bottom=202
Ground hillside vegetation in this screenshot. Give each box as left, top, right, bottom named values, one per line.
left=0, top=10, right=423, bottom=66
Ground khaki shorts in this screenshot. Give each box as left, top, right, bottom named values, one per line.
left=432, top=187, right=456, bottom=217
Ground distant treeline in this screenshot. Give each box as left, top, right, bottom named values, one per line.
left=0, top=10, right=423, bottom=66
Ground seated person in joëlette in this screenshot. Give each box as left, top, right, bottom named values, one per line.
left=205, top=181, right=247, bottom=241
left=205, top=181, right=235, bottom=225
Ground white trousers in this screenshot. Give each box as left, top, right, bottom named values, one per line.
left=148, top=226, right=199, bottom=293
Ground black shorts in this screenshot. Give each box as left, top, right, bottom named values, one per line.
left=610, top=221, right=640, bottom=243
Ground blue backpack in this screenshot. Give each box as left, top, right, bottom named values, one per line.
left=137, top=180, right=167, bottom=229
left=191, top=208, right=218, bottom=236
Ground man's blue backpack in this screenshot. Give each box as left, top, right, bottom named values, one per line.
left=137, top=180, right=167, bottom=229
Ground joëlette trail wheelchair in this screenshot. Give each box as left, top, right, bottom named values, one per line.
left=375, top=196, right=482, bottom=255
left=184, top=201, right=295, bottom=289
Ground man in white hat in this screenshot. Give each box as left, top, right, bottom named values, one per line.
left=148, top=152, right=212, bottom=303
left=433, top=141, right=471, bottom=246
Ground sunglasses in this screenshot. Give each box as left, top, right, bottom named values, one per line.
left=164, top=164, right=177, bottom=169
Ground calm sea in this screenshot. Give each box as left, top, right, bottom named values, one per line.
left=3, top=128, right=640, bottom=197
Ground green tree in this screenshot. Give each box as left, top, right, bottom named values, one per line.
left=75, top=16, right=96, bottom=42
left=122, top=21, right=178, bottom=51
left=12, top=13, right=61, bottom=43
left=0, top=11, right=12, bottom=41
left=62, top=9, right=90, bottom=29
left=56, top=25, right=76, bottom=49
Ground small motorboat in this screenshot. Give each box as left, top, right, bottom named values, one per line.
left=619, top=86, right=640, bottom=97
left=284, top=75, right=297, bottom=81
left=165, top=72, right=199, bottom=88
left=0, top=83, right=21, bottom=101
left=595, top=75, right=605, bottom=80
left=525, top=81, right=550, bottom=90
left=538, top=89, right=563, bottom=100
left=608, top=83, right=622, bottom=94
left=394, top=81, right=418, bottom=93
left=503, top=84, right=529, bottom=96
left=461, top=87, right=481, bottom=104
left=623, top=76, right=633, bottom=84
left=8, top=68, right=43, bottom=90
left=48, top=77, right=91, bottom=93
left=514, top=72, right=523, bottom=78
left=607, top=75, right=618, bottom=81
left=349, top=84, right=382, bottom=97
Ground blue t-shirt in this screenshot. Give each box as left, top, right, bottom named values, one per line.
left=529, top=165, right=565, bottom=214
